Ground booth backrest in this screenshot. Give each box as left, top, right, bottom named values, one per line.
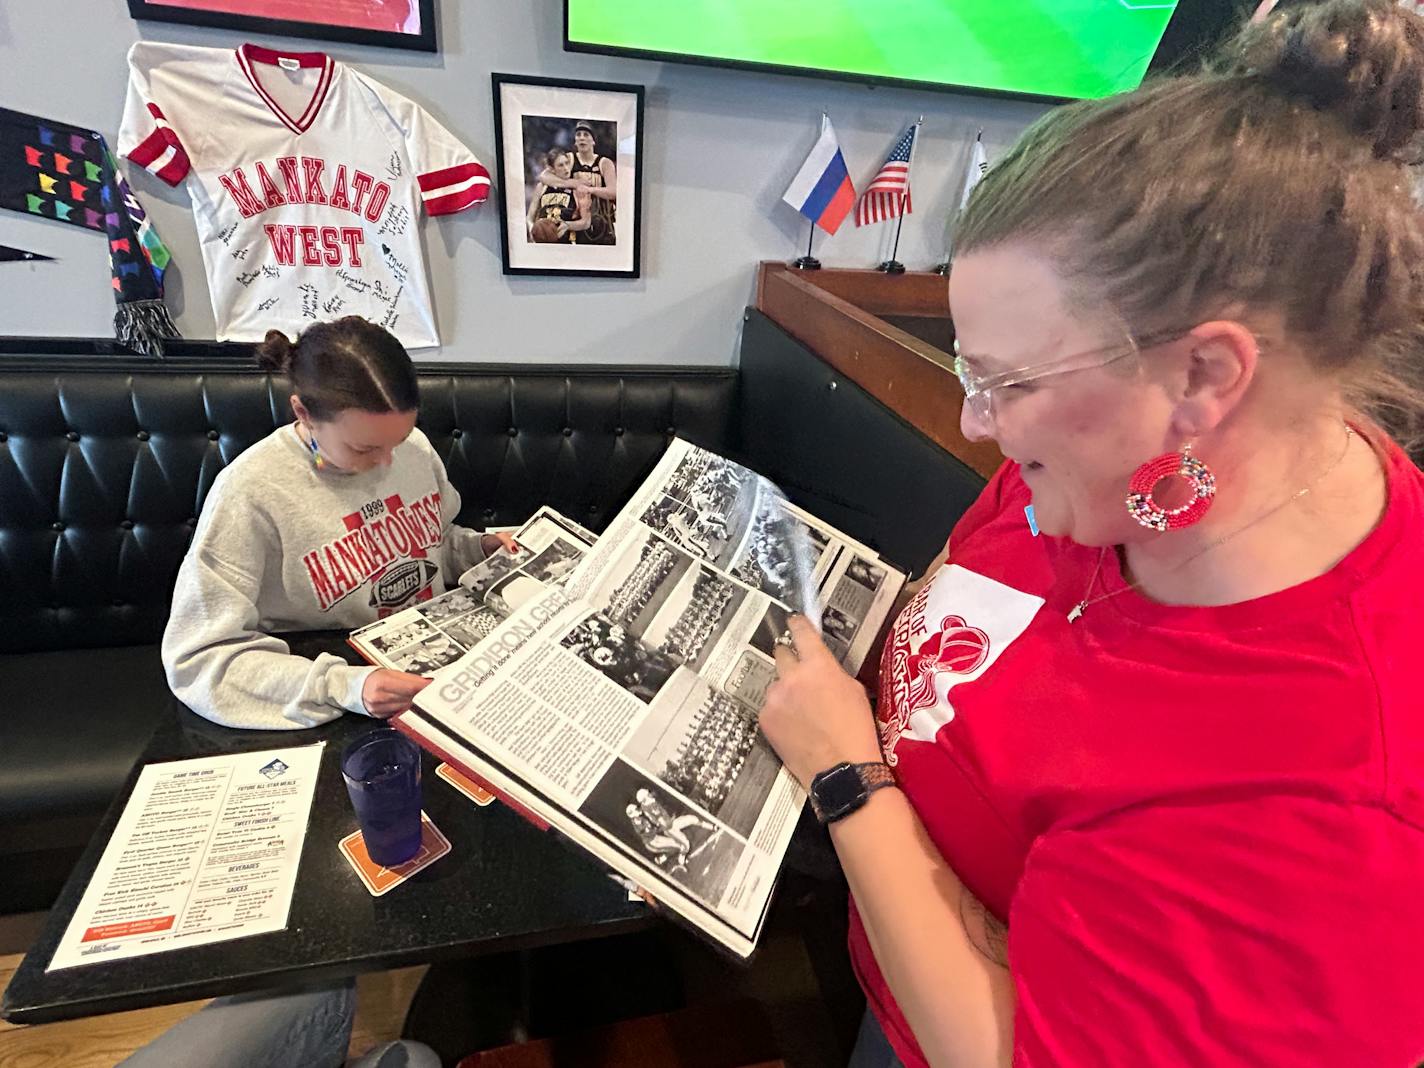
left=0, top=345, right=738, bottom=654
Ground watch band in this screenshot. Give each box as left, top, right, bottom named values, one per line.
left=853, top=761, right=896, bottom=792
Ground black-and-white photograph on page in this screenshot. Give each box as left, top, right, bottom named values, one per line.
left=387, top=632, right=464, bottom=673
left=559, top=613, right=680, bottom=704
left=419, top=587, right=483, bottom=624
left=368, top=618, right=438, bottom=655
left=441, top=609, right=499, bottom=650
left=579, top=759, right=745, bottom=904
left=846, top=556, right=886, bottom=593
left=462, top=544, right=533, bottom=601
left=522, top=539, right=583, bottom=585
left=622, top=675, right=780, bottom=838
left=582, top=534, right=748, bottom=674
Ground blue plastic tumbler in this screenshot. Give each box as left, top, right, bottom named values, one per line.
left=341, top=728, right=423, bottom=867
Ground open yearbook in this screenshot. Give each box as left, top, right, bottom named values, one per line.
left=353, top=440, right=905, bottom=958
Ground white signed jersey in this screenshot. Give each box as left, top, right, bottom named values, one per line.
left=119, top=42, right=489, bottom=349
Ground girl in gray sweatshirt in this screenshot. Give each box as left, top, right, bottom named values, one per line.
left=162, top=317, right=510, bottom=730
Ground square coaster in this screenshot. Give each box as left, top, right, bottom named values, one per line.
left=338, top=812, right=450, bottom=896
left=436, top=762, right=496, bottom=806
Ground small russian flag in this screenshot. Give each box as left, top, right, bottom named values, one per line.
left=782, top=115, right=855, bottom=236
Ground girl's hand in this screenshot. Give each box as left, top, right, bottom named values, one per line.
left=480, top=531, right=519, bottom=557
left=759, top=615, right=883, bottom=789
left=362, top=669, right=432, bottom=718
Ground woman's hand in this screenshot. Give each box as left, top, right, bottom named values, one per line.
left=760, top=615, right=883, bottom=788
left=480, top=531, right=519, bottom=557
left=362, top=668, right=432, bottom=718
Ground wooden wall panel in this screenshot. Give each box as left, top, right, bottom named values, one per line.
left=755, top=264, right=1002, bottom=478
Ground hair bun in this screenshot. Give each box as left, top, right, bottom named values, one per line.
left=254, top=329, right=295, bottom=372
left=1219, top=0, right=1424, bottom=158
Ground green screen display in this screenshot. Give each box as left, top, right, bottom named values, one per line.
left=566, top=0, right=1183, bottom=101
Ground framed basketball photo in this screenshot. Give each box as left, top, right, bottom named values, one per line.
left=492, top=74, right=644, bottom=278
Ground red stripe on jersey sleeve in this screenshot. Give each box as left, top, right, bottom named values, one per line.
left=417, top=161, right=489, bottom=193
left=154, top=146, right=191, bottom=186
left=423, top=184, right=487, bottom=216
left=125, top=104, right=191, bottom=186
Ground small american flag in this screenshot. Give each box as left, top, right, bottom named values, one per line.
left=855, top=124, right=917, bottom=227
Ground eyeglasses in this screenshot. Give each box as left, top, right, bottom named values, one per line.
left=952, top=328, right=1189, bottom=427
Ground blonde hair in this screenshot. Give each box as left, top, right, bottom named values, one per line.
left=957, top=0, right=1424, bottom=459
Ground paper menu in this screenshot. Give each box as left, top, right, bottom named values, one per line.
left=48, top=744, right=323, bottom=971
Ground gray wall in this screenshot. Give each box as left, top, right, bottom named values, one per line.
left=0, top=2, right=1046, bottom=364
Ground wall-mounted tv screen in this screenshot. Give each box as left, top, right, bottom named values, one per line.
left=565, top=1, right=1234, bottom=103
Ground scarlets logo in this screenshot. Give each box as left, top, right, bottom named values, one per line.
left=370, top=559, right=439, bottom=609
left=878, top=590, right=990, bottom=763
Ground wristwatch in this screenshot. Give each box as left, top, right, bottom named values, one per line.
left=808, top=761, right=896, bottom=824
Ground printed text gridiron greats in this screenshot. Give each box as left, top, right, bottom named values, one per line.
left=303, top=491, right=443, bottom=612
left=436, top=588, right=569, bottom=706
left=217, top=156, right=392, bottom=267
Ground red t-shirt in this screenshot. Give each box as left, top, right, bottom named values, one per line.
left=850, top=434, right=1424, bottom=1068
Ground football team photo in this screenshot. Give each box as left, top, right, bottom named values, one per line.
left=622, top=675, right=781, bottom=839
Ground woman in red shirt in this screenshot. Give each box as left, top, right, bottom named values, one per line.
left=760, top=3, right=1424, bottom=1065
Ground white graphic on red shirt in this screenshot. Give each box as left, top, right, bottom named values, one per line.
left=878, top=588, right=990, bottom=764
left=876, top=565, right=1044, bottom=762
left=300, top=490, right=443, bottom=614
left=905, top=617, right=990, bottom=706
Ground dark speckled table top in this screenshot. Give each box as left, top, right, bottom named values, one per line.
left=3, top=703, right=649, bottom=1025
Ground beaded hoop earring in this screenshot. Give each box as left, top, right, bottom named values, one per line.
left=1125, top=444, right=1216, bottom=532
left=306, top=429, right=327, bottom=470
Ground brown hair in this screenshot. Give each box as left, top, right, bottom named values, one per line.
left=254, top=317, right=419, bottom=421
left=956, top=0, right=1424, bottom=457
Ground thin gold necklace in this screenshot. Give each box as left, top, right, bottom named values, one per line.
left=1067, top=426, right=1355, bottom=623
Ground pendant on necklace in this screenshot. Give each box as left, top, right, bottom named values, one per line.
left=1067, top=602, right=1085, bottom=623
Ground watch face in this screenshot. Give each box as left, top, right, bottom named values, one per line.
left=813, top=763, right=868, bottom=821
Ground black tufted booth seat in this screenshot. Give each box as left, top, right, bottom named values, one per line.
left=0, top=356, right=738, bottom=654
left=0, top=318, right=985, bottom=913
left=0, top=341, right=739, bottom=912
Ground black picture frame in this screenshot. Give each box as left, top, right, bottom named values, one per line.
left=491, top=73, right=644, bottom=279
left=125, top=0, right=438, bottom=53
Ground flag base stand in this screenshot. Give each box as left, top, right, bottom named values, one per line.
left=876, top=260, right=906, bottom=275
left=791, top=255, right=822, bottom=270
left=932, top=261, right=951, bottom=276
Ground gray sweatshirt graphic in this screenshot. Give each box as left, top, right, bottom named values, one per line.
left=163, top=424, right=486, bottom=729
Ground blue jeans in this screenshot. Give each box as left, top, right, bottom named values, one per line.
left=116, top=980, right=439, bottom=1068
left=848, top=1008, right=904, bottom=1068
